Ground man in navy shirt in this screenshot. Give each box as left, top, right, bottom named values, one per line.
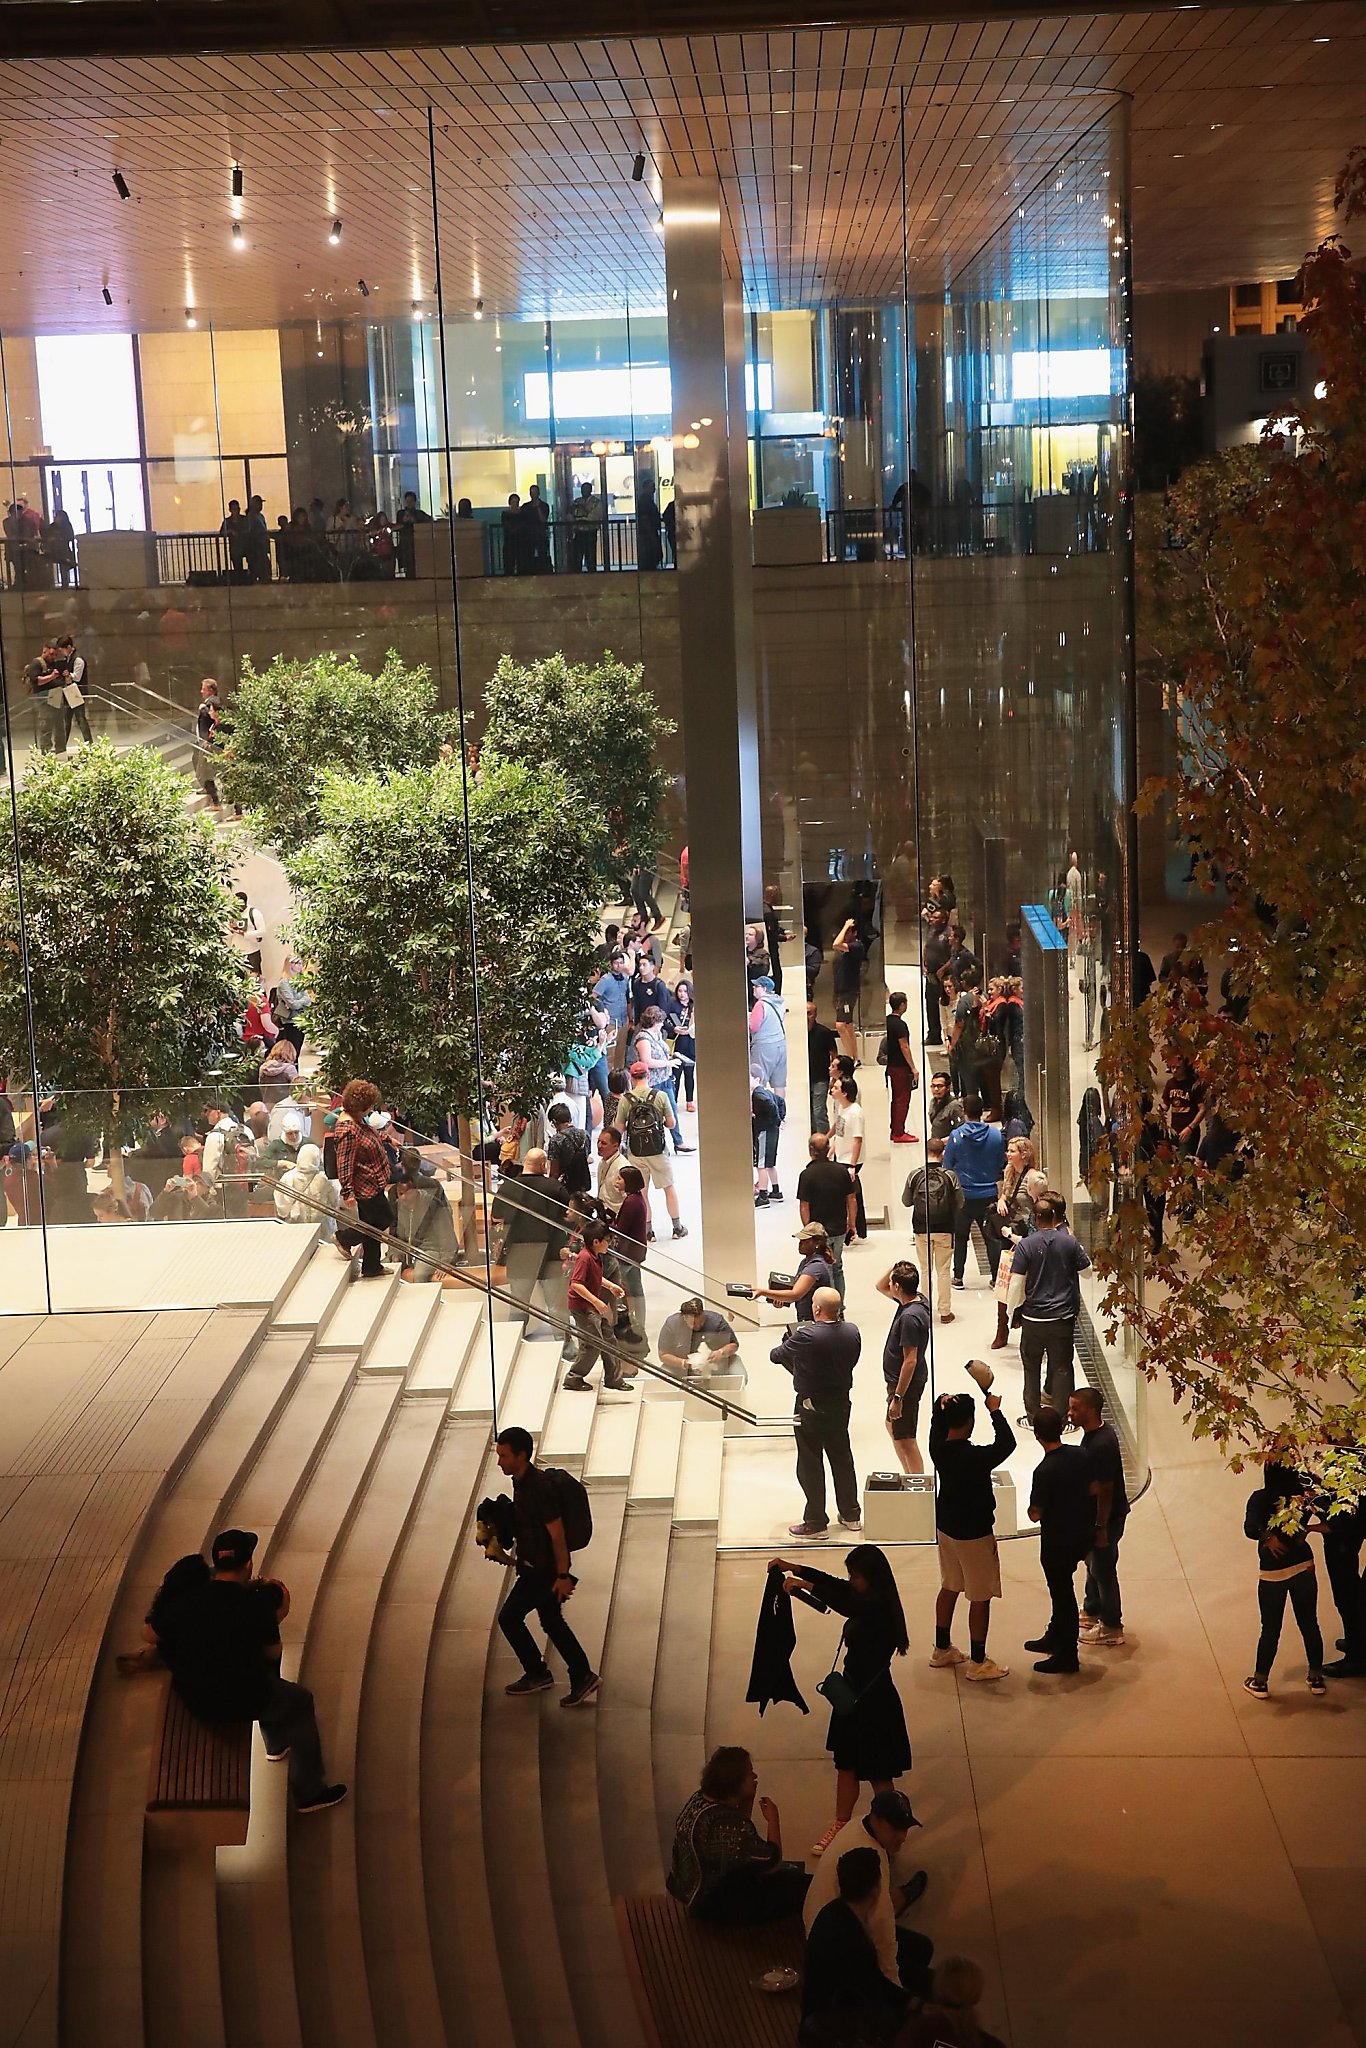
left=771, top=1287, right=862, bottom=1538
left=592, top=950, right=632, bottom=1065
left=1069, top=1385, right=1129, bottom=1645
left=875, top=1261, right=930, bottom=1475
left=1025, top=1408, right=1094, bottom=1673
left=1008, top=1192, right=1092, bottom=1422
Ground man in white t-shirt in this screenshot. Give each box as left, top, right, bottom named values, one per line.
left=830, top=1074, right=867, bottom=1243
left=801, top=1790, right=931, bottom=1994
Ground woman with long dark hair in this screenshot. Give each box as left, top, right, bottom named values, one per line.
left=768, top=1543, right=912, bottom=1857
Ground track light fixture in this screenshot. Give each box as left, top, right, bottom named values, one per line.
left=329, top=219, right=342, bottom=244
left=474, top=297, right=484, bottom=319
left=101, top=285, right=113, bottom=305
left=185, top=307, right=197, bottom=327
left=112, top=169, right=131, bottom=200
left=357, top=278, right=370, bottom=297
left=632, top=152, right=646, bottom=182
left=231, top=221, right=245, bottom=249
left=231, top=164, right=244, bottom=200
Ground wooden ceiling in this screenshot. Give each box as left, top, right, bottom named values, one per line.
left=0, top=5, right=1359, bottom=331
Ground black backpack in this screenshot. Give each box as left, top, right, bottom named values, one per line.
left=625, top=1090, right=667, bottom=1157
left=913, top=1162, right=958, bottom=1232
left=549, top=1125, right=591, bottom=1194
left=541, top=1466, right=593, bottom=1552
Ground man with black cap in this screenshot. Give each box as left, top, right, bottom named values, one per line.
left=801, top=1789, right=933, bottom=1996
left=157, top=1528, right=345, bottom=1812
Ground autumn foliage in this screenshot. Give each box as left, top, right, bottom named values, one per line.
left=1099, top=148, right=1366, bottom=1512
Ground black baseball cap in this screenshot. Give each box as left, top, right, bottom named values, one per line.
left=211, top=1527, right=259, bottom=1570
left=869, top=1788, right=920, bottom=1830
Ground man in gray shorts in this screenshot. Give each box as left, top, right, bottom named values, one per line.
left=615, top=1061, right=688, bottom=1240
left=926, top=1363, right=1016, bottom=1682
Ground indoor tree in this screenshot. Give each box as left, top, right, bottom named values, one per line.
left=218, top=648, right=455, bottom=855
left=288, top=754, right=601, bottom=1128
left=479, top=650, right=675, bottom=888
left=0, top=742, right=250, bottom=1175
left=1098, top=146, right=1366, bottom=1512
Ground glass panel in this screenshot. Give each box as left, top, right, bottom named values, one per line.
left=910, top=101, right=1145, bottom=1488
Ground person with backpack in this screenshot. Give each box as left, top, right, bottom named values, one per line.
left=942, top=1098, right=1006, bottom=1292
left=614, top=1061, right=688, bottom=1239
left=494, top=1424, right=600, bottom=1707
left=546, top=1102, right=592, bottom=1196
left=751, top=1068, right=786, bottom=1209
left=900, top=1137, right=963, bottom=1324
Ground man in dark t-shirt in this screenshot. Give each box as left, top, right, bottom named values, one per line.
left=795, top=1134, right=856, bottom=1296
left=1069, top=1386, right=1129, bottom=1642
left=876, top=1261, right=930, bottom=1473
left=883, top=992, right=920, bottom=1145
left=157, top=1527, right=344, bottom=1811
left=807, top=1001, right=838, bottom=1135
left=494, top=1425, right=597, bottom=1704
left=1026, top=1412, right=1094, bottom=1674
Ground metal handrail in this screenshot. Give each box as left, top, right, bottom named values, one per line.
left=225, top=1168, right=764, bottom=1427
left=82, top=688, right=198, bottom=750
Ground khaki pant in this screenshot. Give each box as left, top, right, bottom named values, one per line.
left=916, top=1229, right=954, bottom=1319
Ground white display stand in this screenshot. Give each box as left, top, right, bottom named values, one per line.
left=991, top=1466, right=1018, bottom=1538
left=861, top=1473, right=936, bottom=1542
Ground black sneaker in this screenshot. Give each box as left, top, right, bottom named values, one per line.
left=560, top=1375, right=592, bottom=1392
left=754, top=1190, right=770, bottom=1208
left=900, top=1869, right=929, bottom=1909
left=505, top=1672, right=554, bottom=1696
left=672, top=1222, right=688, bottom=1239
left=1023, top=1636, right=1053, bottom=1655
left=1323, top=1658, right=1366, bottom=1678
left=952, top=1278, right=965, bottom=1291
left=769, top=1185, right=784, bottom=1203
left=265, top=1745, right=291, bottom=1762
left=1243, top=1675, right=1270, bottom=1699
left=561, top=1672, right=601, bottom=1707
left=296, top=1783, right=348, bottom=1813
left=1032, top=1655, right=1079, bottom=1675
left=1307, top=1671, right=1327, bottom=1697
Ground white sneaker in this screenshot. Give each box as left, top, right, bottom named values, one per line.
left=1088, top=1627, right=1125, bottom=1647
left=811, top=1819, right=843, bottom=1857
left=1078, top=1615, right=1103, bottom=1635
left=929, top=1644, right=966, bottom=1668
left=962, top=1656, right=1009, bottom=1682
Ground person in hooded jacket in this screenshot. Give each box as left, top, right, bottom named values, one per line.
left=274, top=1142, right=336, bottom=1236
left=942, top=1097, right=1006, bottom=1289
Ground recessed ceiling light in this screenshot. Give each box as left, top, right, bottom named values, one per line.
left=231, top=221, right=245, bottom=248
left=1313, top=35, right=1330, bottom=42
left=789, top=162, right=803, bottom=171
left=329, top=219, right=342, bottom=244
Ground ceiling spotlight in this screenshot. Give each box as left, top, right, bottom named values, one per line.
left=231, top=221, right=245, bottom=249
left=329, top=219, right=342, bottom=244
left=632, top=152, right=647, bottom=182
left=358, top=278, right=370, bottom=296
left=101, top=285, right=113, bottom=305
left=411, top=299, right=422, bottom=320
left=231, top=163, right=244, bottom=199
left=185, top=306, right=197, bottom=327
left=112, top=169, right=130, bottom=200
left=474, top=297, right=484, bottom=319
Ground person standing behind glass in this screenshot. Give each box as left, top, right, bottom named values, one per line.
left=568, top=479, right=602, bottom=572
left=245, top=495, right=272, bottom=582
left=636, top=475, right=663, bottom=570
left=24, top=642, right=62, bottom=753
left=501, top=493, right=523, bottom=576
left=670, top=978, right=697, bottom=1112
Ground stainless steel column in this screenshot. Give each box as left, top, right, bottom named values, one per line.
left=665, top=177, right=762, bottom=1280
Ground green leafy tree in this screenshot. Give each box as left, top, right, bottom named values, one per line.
left=289, top=757, right=600, bottom=1125
left=1099, top=148, right=1366, bottom=1515
left=0, top=742, right=250, bottom=1157
left=218, top=648, right=454, bottom=855
left=479, top=651, right=675, bottom=883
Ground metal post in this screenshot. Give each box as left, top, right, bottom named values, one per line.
left=665, top=176, right=763, bottom=1280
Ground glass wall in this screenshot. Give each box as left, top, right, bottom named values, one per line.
left=0, top=70, right=1142, bottom=1493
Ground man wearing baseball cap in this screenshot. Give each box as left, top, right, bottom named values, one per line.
left=754, top=1221, right=834, bottom=1322
left=801, top=1788, right=933, bottom=1996
left=156, top=1527, right=346, bottom=1812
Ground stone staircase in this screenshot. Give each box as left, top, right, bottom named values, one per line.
left=55, top=1236, right=728, bottom=2048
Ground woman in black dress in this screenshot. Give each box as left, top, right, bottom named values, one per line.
left=768, top=1543, right=912, bottom=1858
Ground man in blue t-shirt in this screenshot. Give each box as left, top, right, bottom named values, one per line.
left=1009, top=1193, right=1092, bottom=1422
left=942, top=1095, right=1006, bottom=1288
left=875, top=1260, right=930, bottom=1475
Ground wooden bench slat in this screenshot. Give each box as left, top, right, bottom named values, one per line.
left=147, top=1683, right=251, bottom=1812
left=618, top=1893, right=803, bottom=2048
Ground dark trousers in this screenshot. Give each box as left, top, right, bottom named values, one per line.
left=631, top=872, right=663, bottom=923
left=499, top=1566, right=591, bottom=1686
left=585, top=1055, right=612, bottom=1124
left=923, top=975, right=942, bottom=1045
left=337, top=1190, right=393, bottom=1276
left=570, top=529, right=599, bottom=571
left=895, top=1925, right=936, bottom=2001
left=849, top=1162, right=867, bottom=1239
left=888, top=1064, right=914, bottom=1139
left=794, top=1394, right=859, bottom=1529
left=1323, top=1525, right=1366, bottom=1662
left=61, top=698, right=93, bottom=746
left=1083, top=1513, right=1126, bottom=1629
left=257, top=1669, right=329, bottom=1804
left=1020, top=1316, right=1077, bottom=1420
left=810, top=1079, right=829, bottom=1134
left=673, top=1033, right=696, bottom=1104
left=953, top=1195, right=1000, bottom=1281
left=695, top=1863, right=810, bottom=1925
left=1040, top=1544, right=1085, bottom=1663
left=1255, top=1570, right=1324, bottom=1677
left=567, top=1305, right=627, bottom=1388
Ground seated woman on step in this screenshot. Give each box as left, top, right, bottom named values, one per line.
left=667, top=1746, right=810, bottom=1924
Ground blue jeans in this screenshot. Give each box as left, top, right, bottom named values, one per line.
left=809, top=1079, right=829, bottom=1134
left=1083, top=1513, right=1127, bottom=1629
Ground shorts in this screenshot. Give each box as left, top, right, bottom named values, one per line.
left=885, top=1364, right=927, bottom=1439
left=634, top=1151, right=675, bottom=1190
left=834, top=996, right=856, bottom=1024
left=936, top=1530, right=1002, bottom=1602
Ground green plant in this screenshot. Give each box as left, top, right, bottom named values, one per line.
left=1099, top=151, right=1366, bottom=1514
left=218, top=648, right=454, bottom=855
left=479, top=651, right=674, bottom=883
left=0, top=742, right=249, bottom=1146
left=289, top=756, right=600, bottom=1123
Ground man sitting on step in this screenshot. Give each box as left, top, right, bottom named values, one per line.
left=156, top=1527, right=347, bottom=1813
